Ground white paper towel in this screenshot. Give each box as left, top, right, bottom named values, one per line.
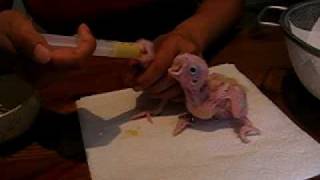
left=76, top=64, right=320, bottom=180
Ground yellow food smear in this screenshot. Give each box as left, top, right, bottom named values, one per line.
left=122, top=129, right=141, bottom=138
left=126, top=129, right=139, bottom=136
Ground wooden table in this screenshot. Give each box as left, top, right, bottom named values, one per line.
left=1, top=26, right=319, bottom=179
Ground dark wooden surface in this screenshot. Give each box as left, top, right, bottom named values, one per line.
left=1, top=26, right=319, bottom=179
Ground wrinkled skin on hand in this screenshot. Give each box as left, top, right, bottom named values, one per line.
left=133, top=32, right=200, bottom=101
left=0, top=10, right=96, bottom=65
left=168, top=53, right=260, bottom=143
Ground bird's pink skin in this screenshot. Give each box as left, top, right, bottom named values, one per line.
left=168, top=53, right=260, bottom=143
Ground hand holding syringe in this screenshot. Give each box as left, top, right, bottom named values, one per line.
left=42, top=33, right=154, bottom=65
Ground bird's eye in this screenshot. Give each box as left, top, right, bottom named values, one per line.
left=189, top=66, right=197, bottom=74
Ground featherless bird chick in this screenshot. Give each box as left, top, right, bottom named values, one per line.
left=168, top=53, right=260, bottom=143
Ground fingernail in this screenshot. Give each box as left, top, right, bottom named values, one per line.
left=34, top=44, right=51, bottom=64
left=80, top=23, right=90, bottom=33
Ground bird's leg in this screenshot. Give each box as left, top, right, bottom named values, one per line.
left=129, top=99, right=168, bottom=124
left=237, top=117, right=261, bottom=143
left=172, top=113, right=195, bottom=136
left=228, top=86, right=260, bottom=143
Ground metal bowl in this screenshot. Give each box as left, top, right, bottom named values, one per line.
left=258, top=0, right=320, bottom=100
left=0, top=74, right=40, bottom=143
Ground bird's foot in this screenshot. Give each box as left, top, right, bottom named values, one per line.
left=129, top=111, right=153, bottom=124
left=239, top=125, right=260, bottom=143
left=129, top=99, right=168, bottom=124
left=173, top=113, right=195, bottom=136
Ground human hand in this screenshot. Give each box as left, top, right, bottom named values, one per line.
left=133, top=31, right=201, bottom=101
left=0, top=10, right=96, bottom=65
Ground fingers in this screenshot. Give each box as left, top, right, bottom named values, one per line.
left=2, top=10, right=96, bottom=65
left=134, top=41, right=179, bottom=90
left=135, top=39, right=154, bottom=65
left=33, top=44, right=51, bottom=64
left=4, top=11, right=50, bottom=63
left=134, top=33, right=200, bottom=91
left=145, top=75, right=177, bottom=94
left=0, top=34, right=15, bottom=53
left=50, top=23, right=96, bottom=65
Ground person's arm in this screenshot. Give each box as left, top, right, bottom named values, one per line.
left=174, top=0, right=243, bottom=52
left=134, top=0, right=243, bottom=100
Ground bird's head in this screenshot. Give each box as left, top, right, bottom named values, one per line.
left=168, top=53, right=209, bottom=92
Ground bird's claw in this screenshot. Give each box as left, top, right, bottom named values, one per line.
left=129, top=111, right=153, bottom=124
left=173, top=113, right=195, bottom=136
left=239, top=125, right=260, bottom=143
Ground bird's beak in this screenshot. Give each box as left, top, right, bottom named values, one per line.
left=168, top=63, right=185, bottom=78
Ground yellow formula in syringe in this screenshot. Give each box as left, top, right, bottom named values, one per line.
left=42, top=34, right=154, bottom=61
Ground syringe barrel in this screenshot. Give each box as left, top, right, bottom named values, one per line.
left=42, top=33, right=141, bottom=59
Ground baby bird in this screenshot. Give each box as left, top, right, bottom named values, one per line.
left=168, top=53, right=260, bottom=143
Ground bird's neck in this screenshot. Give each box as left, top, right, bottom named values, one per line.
left=184, top=82, right=209, bottom=106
